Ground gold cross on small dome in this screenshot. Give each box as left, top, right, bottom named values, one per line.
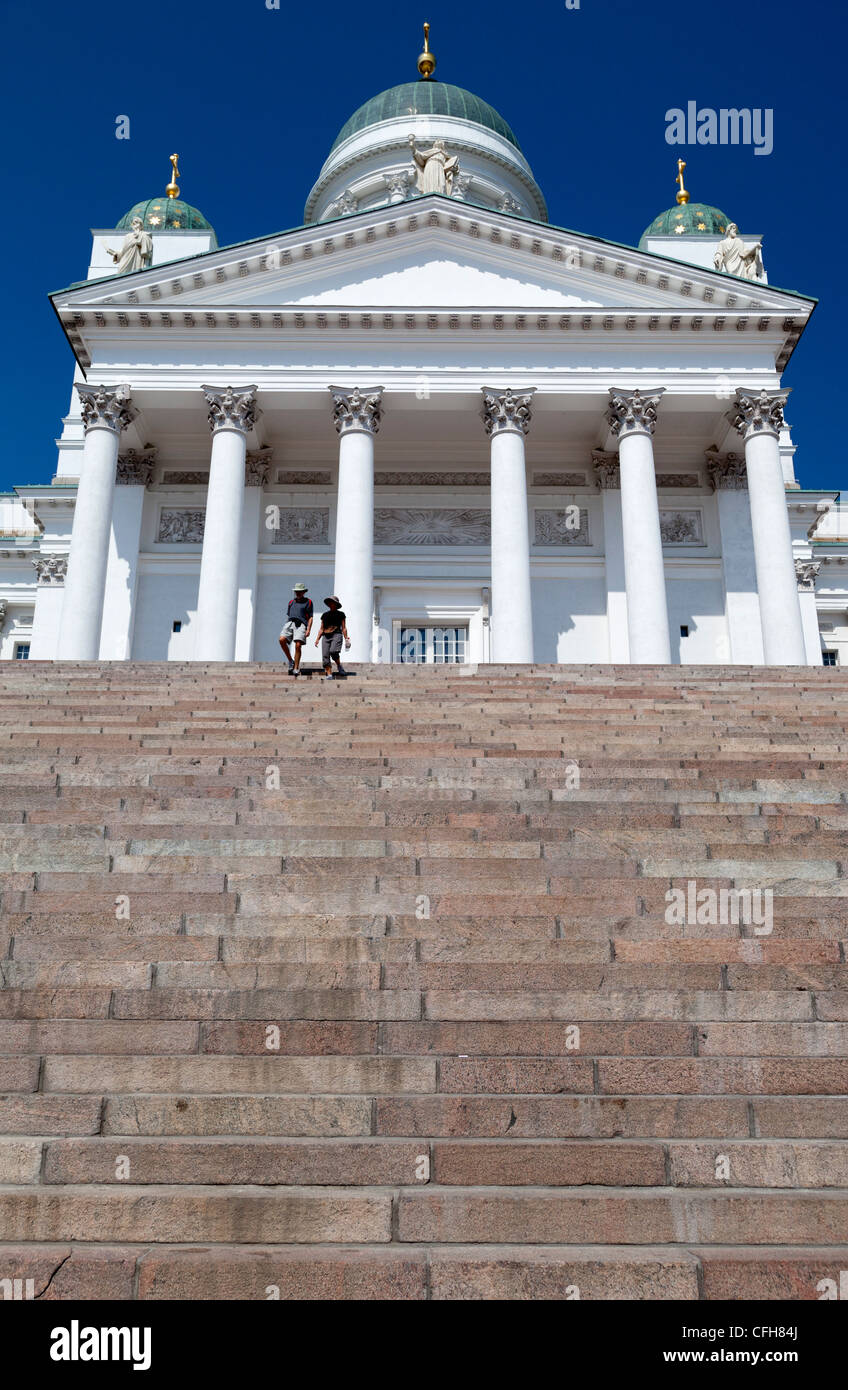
left=166, top=153, right=180, bottom=200
left=676, top=158, right=689, bottom=205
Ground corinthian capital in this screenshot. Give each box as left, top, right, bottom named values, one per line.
left=705, top=447, right=747, bottom=491
left=383, top=170, right=410, bottom=203
left=202, top=385, right=259, bottom=435
left=117, top=445, right=157, bottom=486
left=246, top=447, right=273, bottom=487
left=481, top=387, right=536, bottom=437
left=606, top=388, right=664, bottom=439
left=328, top=386, right=384, bottom=436
left=728, top=388, right=790, bottom=441
left=592, top=450, right=620, bottom=490
left=32, top=555, right=68, bottom=586
left=795, top=559, right=821, bottom=591
left=76, top=383, right=136, bottom=436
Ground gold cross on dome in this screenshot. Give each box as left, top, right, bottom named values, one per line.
left=166, top=153, right=180, bottom=199
left=676, top=158, right=689, bottom=205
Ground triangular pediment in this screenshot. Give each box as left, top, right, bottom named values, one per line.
left=53, top=196, right=813, bottom=319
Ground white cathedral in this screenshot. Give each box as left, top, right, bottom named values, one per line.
left=2, top=26, right=845, bottom=668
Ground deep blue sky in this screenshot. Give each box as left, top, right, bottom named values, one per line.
left=2, top=0, right=843, bottom=493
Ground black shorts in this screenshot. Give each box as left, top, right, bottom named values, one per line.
left=322, top=632, right=343, bottom=660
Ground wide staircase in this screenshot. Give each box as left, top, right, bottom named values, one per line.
left=0, top=661, right=847, bottom=1301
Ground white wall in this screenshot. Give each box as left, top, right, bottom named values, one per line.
left=132, top=571, right=199, bottom=660
left=29, top=585, right=65, bottom=659
left=714, top=489, right=764, bottom=664
left=531, top=577, right=607, bottom=663
left=666, top=578, right=728, bottom=663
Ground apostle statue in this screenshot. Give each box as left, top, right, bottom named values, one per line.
left=105, top=217, right=153, bottom=275
left=713, top=224, right=762, bottom=281
left=408, top=135, right=459, bottom=195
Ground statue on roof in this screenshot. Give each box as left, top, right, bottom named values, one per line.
left=408, top=134, right=459, bottom=196
left=714, top=223, right=762, bottom=281
left=105, top=216, right=153, bottom=275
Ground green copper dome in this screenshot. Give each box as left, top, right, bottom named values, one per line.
left=116, top=197, right=215, bottom=235
left=330, top=81, right=522, bottom=153
left=639, top=202, right=729, bottom=248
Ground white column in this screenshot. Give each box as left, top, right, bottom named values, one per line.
left=30, top=558, right=68, bottom=659
left=706, top=449, right=764, bottom=664
left=193, top=386, right=259, bottom=662
left=796, top=559, right=823, bottom=666
left=481, top=387, right=535, bottom=663
left=56, top=384, right=136, bottom=660
left=98, top=447, right=156, bottom=660
left=330, top=386, right=383, bottom=664
left=593, top=451, right=629, bottom=663
left=729, top=389, right=806, bottom=666
left=607, top=388, right=671, bottom=664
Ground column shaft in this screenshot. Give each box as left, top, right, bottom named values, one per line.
left=195, top=430, right=248, bottom=661
left=482, top=388, right=535, bottom=664
left=744, top=433, right=806, bottom=665
left=56, top=385, right=135, bottom=661
left=329, top=386, right=383, bottom=665
left=490, top=430, right=534, bottom=662
left=333, top=429, right=375, bottom=663
left=730, top=390, right=806, bottom=666
left=607, top=390, right=670, bottom=664
left=194, top=386, right=259, bottom=663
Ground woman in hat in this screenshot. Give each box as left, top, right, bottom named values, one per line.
left=314, top=596, right=350, bottom=680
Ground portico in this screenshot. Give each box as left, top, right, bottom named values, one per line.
left=49, top=358, right=811, bottom=668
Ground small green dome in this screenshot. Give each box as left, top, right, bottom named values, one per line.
left=330, top=80, right=522, bottom=153
left=116, top=197, right=215, bottom=235
left=639, top=202, right=729, bottom=248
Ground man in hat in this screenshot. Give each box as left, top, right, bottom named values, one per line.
left=314, top=596, right=350, bottom=680
left=278, top=582, right=314, bottom=676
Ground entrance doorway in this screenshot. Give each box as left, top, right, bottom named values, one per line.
left=393, top=623, right=469, bottom=664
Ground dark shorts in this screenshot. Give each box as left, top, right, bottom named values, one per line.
left=322, top=632, right=343, bottom=660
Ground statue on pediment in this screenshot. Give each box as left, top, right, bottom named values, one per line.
left=408, top=135, right=459, bottom=196
left=105, top=217, right=153, bottom=275
left=714, top=224, right=762, bottom=281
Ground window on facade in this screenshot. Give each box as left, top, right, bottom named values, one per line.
left=395, top=625, right=469, bottom=664
left=822, top=651, right=837, bottom=666
left=14, top=644, right=30, bottom=660
left=680, top=625, right=689, bottom=637
left=172, top=621, right=182, bottom=633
